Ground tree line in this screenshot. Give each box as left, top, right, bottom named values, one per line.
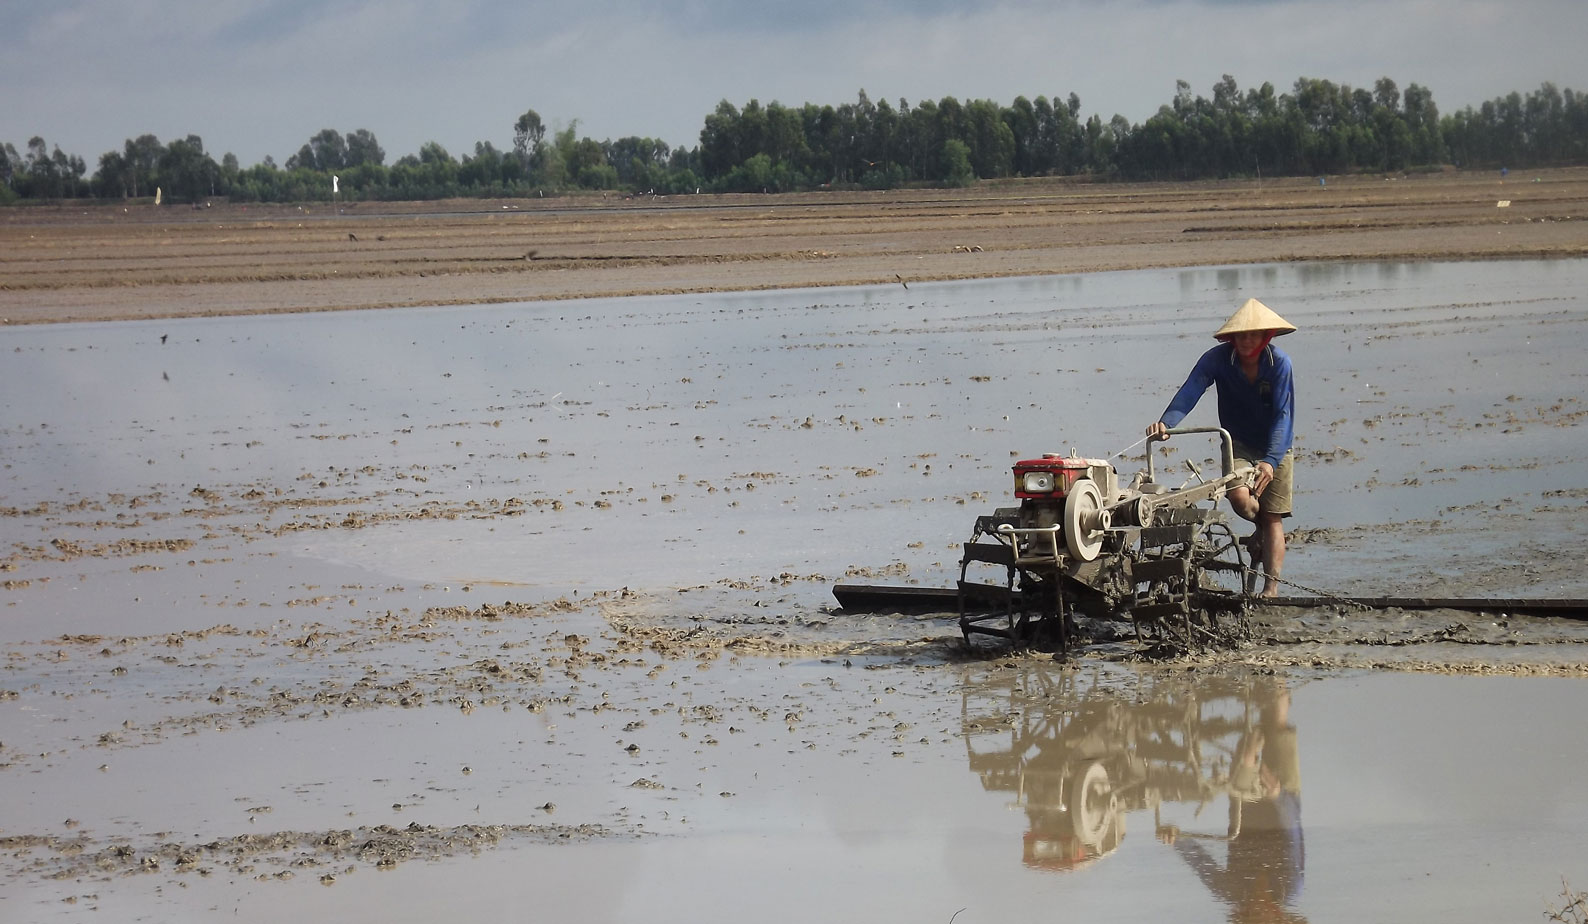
left=4, top=77, right=1586, bottom=205
left=0, top=110, right=697, bottom=206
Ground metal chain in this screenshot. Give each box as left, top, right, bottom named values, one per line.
left=1237, top=564, right=1373, bottom=610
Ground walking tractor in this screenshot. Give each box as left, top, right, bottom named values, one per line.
left=835, top=429, right=1588, bottom=654
left=954, top=426, right=1255, bottom=652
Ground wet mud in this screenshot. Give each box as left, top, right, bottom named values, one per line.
left=3, top=257, right=1587, bottom=921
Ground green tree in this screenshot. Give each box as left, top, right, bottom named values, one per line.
left=870, top=97, right=901, bottom=174
left=159, top=135, right=219, bottom=202
left=220, top=152, right=241, bottom=190
left=122, top=134, right=164, bottom=198
left=722, top=152, right=773, bottom=192
left=1402, top=83, right=1445, bottom=164
left=388, top=141, right=459, bottom=197
left=577, top=163, right=618, bottom=189
left=940, top=138, right=974, bottom=186
left=459, top=141, right=506, bottom=190
left=765, top=102, right=808, bottom=171
left=898, top=98, right=938, bottom=180
left=606, top=136, right=670, bottom=188
left=1373, top=77, right=1401, bottom=114
left=936, top=96, right=967, bottom=151
left=513, top=109, right=545, bottom=176
left=418, top=141, right=452, bottom=165
left=1005, top=95, right=1038, bottom=175
left=71, top=153, right=88, bottom=196
left=533, top=124, right=585, bottom=189
left=566, top=136, right=607, bottom=187
left=92, top=149, right=126, bottom=197
left=345, top=129, right=385, bottom=167
left=289, top=129, right=348, bottom=171
left=337, top=161, right=389, bottom=198
left=23, top=137, right=59, bottom=198
left=0, top=142, right=21, bottom=193
left=699, top=100, right=742, bottom=178
left=24, top=142, right=85, bottom=199
left=965, top=99, right=1015, bottom=178
left=738, top=99, right=769, bottom=164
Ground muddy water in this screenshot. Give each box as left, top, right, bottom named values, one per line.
left=2, top=259, right=1587, bottom=921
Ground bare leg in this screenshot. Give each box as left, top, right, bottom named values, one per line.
left=1257, top=511, right=1285, bottom=597
left=1227, top=486, right=1259, bottom=522
left=1228, top=488, right=1284, bottom=596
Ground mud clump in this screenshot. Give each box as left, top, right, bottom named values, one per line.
left=0, top=821, right=629, bottom=884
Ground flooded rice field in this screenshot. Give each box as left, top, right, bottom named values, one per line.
left=2, top=259, right=1587, bottom=921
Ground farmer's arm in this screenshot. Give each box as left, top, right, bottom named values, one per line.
left=1149, top=349, right=1219, bottom=438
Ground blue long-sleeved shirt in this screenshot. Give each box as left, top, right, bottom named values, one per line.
left=1159, top=342, right=1295, bottom=467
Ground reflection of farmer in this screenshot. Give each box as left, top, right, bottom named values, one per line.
left=1158, top=680, right=1304, bottom=923
left=1147, top=298, right=1297, bottom=597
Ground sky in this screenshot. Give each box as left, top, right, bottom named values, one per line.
left=4, top=0, right=1585, bottom=168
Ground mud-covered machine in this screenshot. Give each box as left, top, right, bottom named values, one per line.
left=954, top=426, right=1256, bottom=652
left=835, top=425, right=1588, bottom=649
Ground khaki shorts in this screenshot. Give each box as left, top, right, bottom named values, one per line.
left=1234, top=441, right=1294, bottom=517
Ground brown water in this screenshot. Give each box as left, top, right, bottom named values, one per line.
left=2, top=259, right=1586, bottom=921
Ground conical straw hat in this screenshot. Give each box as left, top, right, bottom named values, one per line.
left=1213, top=298, right=1297, bottom=340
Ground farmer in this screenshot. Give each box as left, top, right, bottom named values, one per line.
left=1146, top=298, right=1296, bottom=598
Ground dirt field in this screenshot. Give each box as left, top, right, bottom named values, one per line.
left=3, top=167, right=1587, bottom=325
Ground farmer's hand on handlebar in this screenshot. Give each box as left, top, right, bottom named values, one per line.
left=1145, top=421, right=1169, bottom=442
left=1253, top=461, right=1274, bottom=496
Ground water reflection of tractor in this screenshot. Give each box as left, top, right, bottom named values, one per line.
left=962, top=666, right=1304, bottom=919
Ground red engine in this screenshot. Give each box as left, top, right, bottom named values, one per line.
left=1012, top=455, right=1093, bottom=500
left=1009, top=453, right=1120, bottom=540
